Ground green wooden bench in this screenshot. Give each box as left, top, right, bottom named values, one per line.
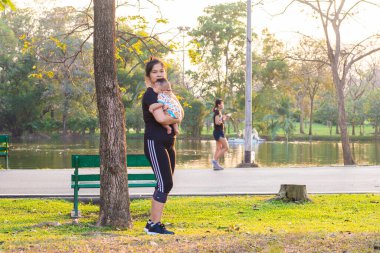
left=71, top=154, right=156, bottom=218
left=0, top=135, right=9, bottom=169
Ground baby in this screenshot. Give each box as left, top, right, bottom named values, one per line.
left=149, top=78, right=183, bottom=135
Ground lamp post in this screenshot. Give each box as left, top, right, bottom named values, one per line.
left=177, top=26, right=190, bottom=87
left=244, top=0, right=253, bottom=164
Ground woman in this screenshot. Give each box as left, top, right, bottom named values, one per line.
left=212, top=99, right=230, bottom=170
left=142, top=57, right=183, bottom=235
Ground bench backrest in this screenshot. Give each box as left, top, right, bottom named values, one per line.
left=0, top=135, right=9, bottom=154
left=0, top=135, right=8, bottom=143
left=71, top=154, right=155, bottom=186
left=72, top=154, right=151, bottom=168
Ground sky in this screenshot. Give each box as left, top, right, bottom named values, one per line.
left=12, top=0, right=380, bottom=68
left=13, top=0, right=380, bottom=45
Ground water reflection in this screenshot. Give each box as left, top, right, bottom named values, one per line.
left=2, top=138, right=380, bottom=169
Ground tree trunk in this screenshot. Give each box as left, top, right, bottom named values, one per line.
left=335, top=79, right=355, bottom=165
left=336, top=123, right=340, bottom=134
left=352, top=106, right=356, bottom=136
left=62, top=73, right=70, bottom=136
left=327, top=121, right=332, bottom=135
left=299, top=110, right=305, bottom=134
left=62, top=87, right=69, bottom=135
left=272, top=184, right=311, bottom=203
left=94, top=0, right=131, bottom=228
left=225, top=44, right=229, bottom=94
left=298, top=92, right=305, bottom=134
left=308, top=99, right=314, bottom=136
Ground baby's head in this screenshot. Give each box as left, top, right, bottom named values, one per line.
left=155, top=78, right=172, bottom=93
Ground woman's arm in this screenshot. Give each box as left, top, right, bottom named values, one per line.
left=152, top=107, right=181, bottom=125
left=149, top=103, right=163, bottom=113
left=214, top=114, right=223, bottom=125
left=222, top=114, right=230, bottom=121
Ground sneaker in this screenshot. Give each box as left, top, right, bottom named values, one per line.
left=143, top=219, right=153, bottom=233
left=145, top=222, right=174, bottom=235
left=213, top=162, right=224, bottom=171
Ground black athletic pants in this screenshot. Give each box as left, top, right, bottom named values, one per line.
left=144, top=137, right=176, bottom=203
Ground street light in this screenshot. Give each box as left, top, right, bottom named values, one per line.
left=177, top=26, right=190, bottom=87
left=244, top=0, right=253, bottom=164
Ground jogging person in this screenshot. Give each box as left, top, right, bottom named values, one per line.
left=142, top=57, right=183, bottom=235
left=212, top=98, right=230, bottom=170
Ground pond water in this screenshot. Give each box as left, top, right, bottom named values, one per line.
left=3, top=138, right=380, bottom=169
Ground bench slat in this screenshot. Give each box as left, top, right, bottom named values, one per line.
left=72, top=155, right=100, bottom=168
left=72, top=174, right=99, bottom=181
left=129, top=174, right=156, bottom=180
left=71, top=154, right=151, bottom=168
left=71, top=182, right=157, bottom=188
left=71, top=173, right=156, bottom=182
left=127, top=154, right=151, bottom=167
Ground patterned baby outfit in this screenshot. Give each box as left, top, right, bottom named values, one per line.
left=157, top=93, right=183, bottom=120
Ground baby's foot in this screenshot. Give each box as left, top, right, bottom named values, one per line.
left=166, top=128, right=172, bottom=134
left=174, top=129, right=180, bottom=135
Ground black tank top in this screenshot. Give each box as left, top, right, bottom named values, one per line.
left=142, top=87, right=175, bottom=140
left=213, top=109, right=223, bottom=132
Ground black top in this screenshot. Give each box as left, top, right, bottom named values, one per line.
left=142, top=87, right=175, bottom=140
left=213, top=109, right=224, bottom=132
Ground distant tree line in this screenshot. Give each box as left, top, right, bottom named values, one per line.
left=0, top=1, right=379, bottom=147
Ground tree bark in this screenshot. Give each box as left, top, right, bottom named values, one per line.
left=335, top=122, right=340, bottom=134
left=94, top=0, right=131, bottom=228
left=351, top=106, right=356, bottom=136
left=299, top=111, right=305, bottom=134
left=297, top=92, right=305, bottom=134
left=334, top=78, right=355, bottom=165
left=272, top=184, right=311, bottom=203
left=62, top=78, right=69, bottom=135
left=308, top=98, right=314, bottom=136
left=50, top=109, right=54, bottom=120
left=327, top=121, right=332, bottom=135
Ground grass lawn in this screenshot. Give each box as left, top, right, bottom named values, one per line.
left=1, top=195, right=379, bottom=252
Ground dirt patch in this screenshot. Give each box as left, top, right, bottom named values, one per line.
left=5, top=232, right=379, bottom=253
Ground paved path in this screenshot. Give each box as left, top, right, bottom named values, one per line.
left=1, top=166, right=379, bottom=197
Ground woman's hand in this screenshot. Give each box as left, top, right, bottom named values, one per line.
left=223, top=113, right=231, bottom=121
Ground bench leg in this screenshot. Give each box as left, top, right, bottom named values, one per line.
left=71, top=187, right=81, bottom=218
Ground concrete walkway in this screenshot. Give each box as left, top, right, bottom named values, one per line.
left=1, top=166, right=379, bottom=197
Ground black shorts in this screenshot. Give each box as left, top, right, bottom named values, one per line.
left=213, top=130, right=225, bottom=141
